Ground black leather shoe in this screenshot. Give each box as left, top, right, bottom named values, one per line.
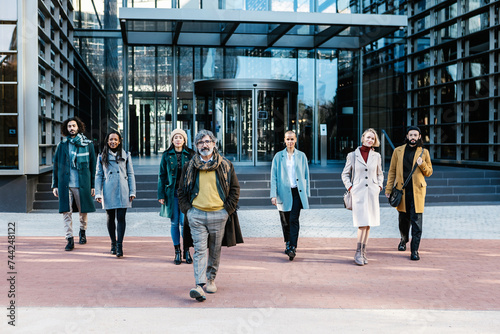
left=398, top=239, right=406, bottom=251
left=288, top=246, right=296, bottom=261
left=79, top=230, right=87, bottom=244
left=411, top=251, right=420, bottom=261
left=110, top=243, right=117, bottom=255
left=184, top=248, right=193, bottom=264
left=284, top=241, right=290, bottom=254
left=65, top=237, right=74, bottom=251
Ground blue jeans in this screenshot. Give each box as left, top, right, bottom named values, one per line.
left=171, top=193, right=184, bottom=246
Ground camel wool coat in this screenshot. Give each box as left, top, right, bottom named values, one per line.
left=385, top=145, right=433, bottom=213
left=341, top=148, right=384, bottom=227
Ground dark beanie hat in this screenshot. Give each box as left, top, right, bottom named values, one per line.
left=407, top=126, right=421, bottom=134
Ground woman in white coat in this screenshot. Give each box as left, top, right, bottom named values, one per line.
left=270, top=130, right=310, bottom=261
left=341, top=128, right=384, bottom=266
left=95, top=131, right=136, bottom=258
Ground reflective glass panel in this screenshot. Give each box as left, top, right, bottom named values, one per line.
left=0, top=147, right=18, bottom=169
left=0, top=84, right=16, bottom=113
left=0, top=115, right=17, bottom=144
left=318, top=0, right=336, bottom=13
left=0, top=0, right=16, bottom=20
left=0, top=54, right=17, bottom=82
left=0, top=25, right=16, bottom=51
left=257, top=90, right=288, bottom=162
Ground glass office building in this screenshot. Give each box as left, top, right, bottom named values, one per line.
left=1, top=0, right=499, bottom=211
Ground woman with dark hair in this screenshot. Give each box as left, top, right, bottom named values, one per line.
left=95, top=131, right=136, bottom=257
left=158, top=129, right=195, bottom=265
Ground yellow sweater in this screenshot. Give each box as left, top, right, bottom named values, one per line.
left=192, top=170, right=224, bottom=211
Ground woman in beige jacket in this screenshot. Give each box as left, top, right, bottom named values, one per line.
left=342, top=128, right=384, bottom=266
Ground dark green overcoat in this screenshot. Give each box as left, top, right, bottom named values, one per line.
left=51, top=140, right=96, bottom=213
left=157, top=147, right=193, bottom=218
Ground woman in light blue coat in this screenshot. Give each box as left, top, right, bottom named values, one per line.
left=95, top=131, right=136, bottom=258
left=270, top=130, right=310, bottom=261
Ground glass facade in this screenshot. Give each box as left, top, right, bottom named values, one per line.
left=407, top=0, right=500, bottom=165
left=361, top=0, right=408, bottom=155
left=123, top=45, right=359, bottom=162
left=3, top=0, right=496, bottom=174
left=0, top=0, right=18, bottom=169
left=67, top=0, right=405, bottom=165
left=35, top=0, right=75, bottom=169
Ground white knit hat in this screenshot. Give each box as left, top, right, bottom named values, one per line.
left=170, top=128, right=188, bottom=145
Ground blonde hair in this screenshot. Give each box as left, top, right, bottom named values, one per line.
left=361, top=128, right=380, bottom=147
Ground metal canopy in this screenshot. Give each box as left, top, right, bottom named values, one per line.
left=119, top=8, right=407, bottom=49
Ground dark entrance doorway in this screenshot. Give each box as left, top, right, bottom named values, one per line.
left=195, top=79, right=298, bottom=166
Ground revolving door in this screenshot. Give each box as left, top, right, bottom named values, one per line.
left=194, top=79, right=298, bottom=165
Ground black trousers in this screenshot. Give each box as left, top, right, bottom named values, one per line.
left=398, top=193, right=423, bottom=252
left=279, top=187, right=303, bottom=248
left=106, top=208, right=127, bottom=244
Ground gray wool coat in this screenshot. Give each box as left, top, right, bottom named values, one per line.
left=95, top=150, right=136, bottom=210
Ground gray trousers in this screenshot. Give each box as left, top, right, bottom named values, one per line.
left=187, top=207, right=228, bottom=286
left=63, top=187, right=88, bottom=239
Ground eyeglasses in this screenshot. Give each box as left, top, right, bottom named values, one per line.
left=197, top=140, right=213, bottom=146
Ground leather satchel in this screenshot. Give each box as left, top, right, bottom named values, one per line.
left=388, top=186, right=403, bottom=207
left=388, top=149, right=424, bottom=207
left=343, top=152, right=355, bottom=210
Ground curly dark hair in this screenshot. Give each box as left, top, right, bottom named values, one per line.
left=61, top=117, right=86, bottom=136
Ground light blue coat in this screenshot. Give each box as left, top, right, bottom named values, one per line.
left=270, top=148, right=310, bottom=211
left=95, top=150, right=136, bottom=210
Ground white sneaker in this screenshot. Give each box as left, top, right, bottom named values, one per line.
left=206, top=279, right=217, bottom=293
left=189, top=286, right=206, bottom=302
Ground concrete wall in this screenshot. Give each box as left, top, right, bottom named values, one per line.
left=0, top=175, right=37, bottom=212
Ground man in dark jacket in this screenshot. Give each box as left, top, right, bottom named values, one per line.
left=52, top=117, right=96, bottom=251
left=178, top=129, right=240, bottom=302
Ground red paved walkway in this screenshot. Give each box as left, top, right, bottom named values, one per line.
left=5, top=237, right=500, bottom=310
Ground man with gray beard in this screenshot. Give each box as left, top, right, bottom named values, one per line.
left=178, top=129, right=242, bottom=302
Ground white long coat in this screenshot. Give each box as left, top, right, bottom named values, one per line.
left=341, top=148, right=384, bottom=227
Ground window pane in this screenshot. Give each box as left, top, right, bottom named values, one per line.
left=0, top=0, right=17, bottom=20
left=0, top=146, right=18, bottom=169
left=0, top=115, right=17, bottom=144
left=0, top=84, right=17, bottom=113
left=0, top=25, right=17, bottom=50
left=0, top=53, right=17, bottom=81
left=318, top=0, right=337, bottom=13
left=468, top=122, right=489, bottom=143
left=437, top=145, right=456, bottom=159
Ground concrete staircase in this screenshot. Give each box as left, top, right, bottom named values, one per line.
left=32, top=164, right=500, bottom=210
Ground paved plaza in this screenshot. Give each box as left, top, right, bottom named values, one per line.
left=1, top=205, right=500, bottom=333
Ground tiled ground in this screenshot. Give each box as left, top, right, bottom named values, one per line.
left=7, top=236, right=500, bottom=310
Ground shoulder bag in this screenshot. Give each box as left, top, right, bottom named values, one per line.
left=343, top=152, right=355, bottom=210
left=388, top=148, right=424, bottom=207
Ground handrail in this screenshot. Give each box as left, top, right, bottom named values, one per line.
left=380, top=129, right=396, bottom=172
left=381, top=129, right=395, bottom=150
